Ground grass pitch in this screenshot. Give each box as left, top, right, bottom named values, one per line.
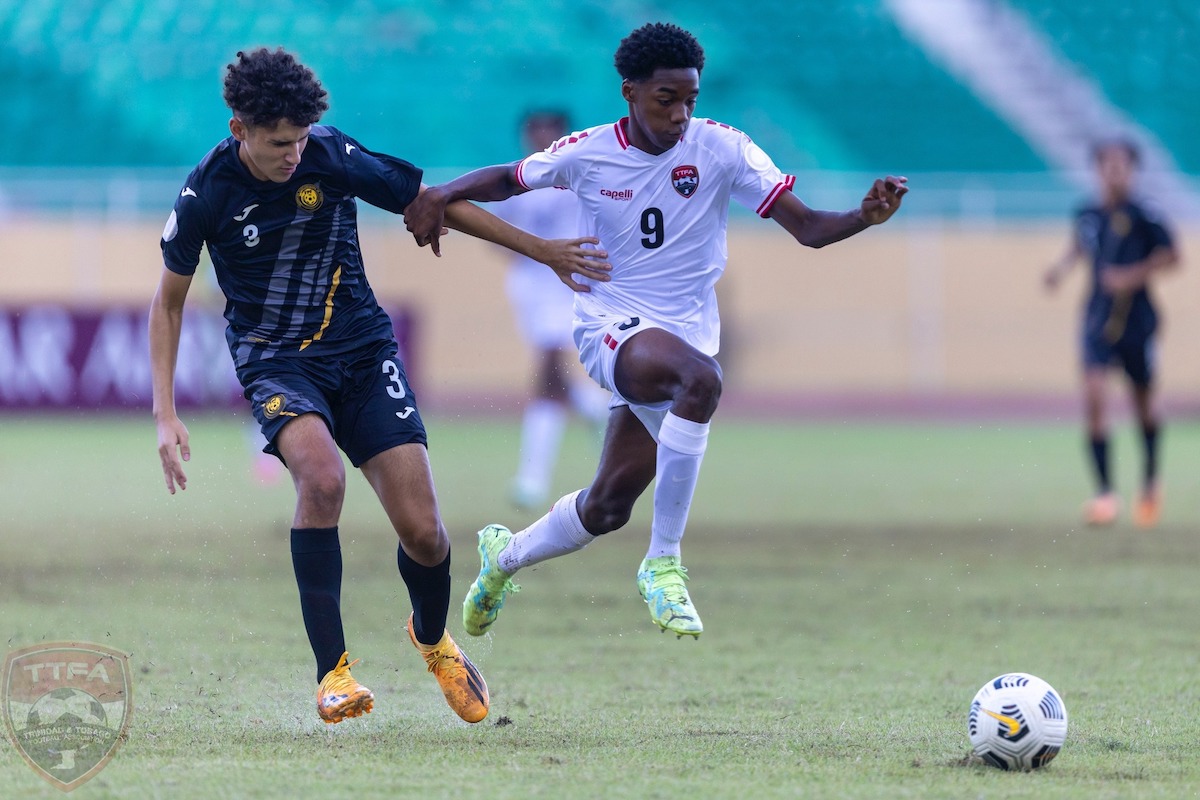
left=2, top=413, right=1199, bottom=799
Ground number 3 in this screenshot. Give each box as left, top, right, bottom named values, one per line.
left=243, top=224, right=260, bottom=248
left=382, top=360, right=407, bottom=399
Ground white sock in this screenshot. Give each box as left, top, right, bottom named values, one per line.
left=514, top=399, right=567, bottom=493
left=499, top=489, right=594, bottom=573
left=647, top=412, right=709, bottom=560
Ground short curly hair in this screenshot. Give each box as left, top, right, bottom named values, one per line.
left=223, top=47, right=329, bottom=128
left=614, top=23, right=705, bottom=82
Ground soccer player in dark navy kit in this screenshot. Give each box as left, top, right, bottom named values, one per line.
left=1045, top=139, right=1180, bottom=528
left=149, top=48, right=609, bottom=725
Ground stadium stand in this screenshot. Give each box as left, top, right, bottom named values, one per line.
left=1006, top=1, right=1200, bottom=174
left=0, top=0, right=1193, bottom=189
left=0, top=0, right=1044, bottom=173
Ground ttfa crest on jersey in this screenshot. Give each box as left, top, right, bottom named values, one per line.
left=2, top=642, right=133, bottom=793
left=671, top=165, right=699, bottom=198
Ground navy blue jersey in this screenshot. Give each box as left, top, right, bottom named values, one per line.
left=161, top=125, right=422, bottom=367
left=1074, top=199, right=1174, bottom=339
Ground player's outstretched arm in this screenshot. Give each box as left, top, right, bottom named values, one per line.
left=1043, top=241, right=1082, bottom=292
left=768, top=176, right=908, bottom=248
left=442, top=198, right=611, bottom=291
left=405, top=165, right=526, bottom=256
left=148, top=267, right=194, bottom=495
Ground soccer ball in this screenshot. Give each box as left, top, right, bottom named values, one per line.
left=26, top=687, right=108, bottom=729
left=967, top=673, right=1068, bottom=770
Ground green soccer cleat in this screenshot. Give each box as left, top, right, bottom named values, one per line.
left=636, top=556, right=703, bottom=639
left=462, top=524, right=521, bottom=636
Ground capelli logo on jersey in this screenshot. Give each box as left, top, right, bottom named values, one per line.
left=600, top=188, right=634, bottom=201
left=295, top=184, right=323, bottom=212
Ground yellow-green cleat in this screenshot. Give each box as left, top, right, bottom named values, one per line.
left=462, top=524, right=521, bottom=636
left=636, top=556, right=703, bottom=639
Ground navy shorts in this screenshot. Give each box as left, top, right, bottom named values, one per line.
left=1082, top=328, right=1155, bottom=387
left=238, top=339, right=427, bottom=467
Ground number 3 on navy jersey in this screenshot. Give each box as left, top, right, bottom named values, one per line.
left=640, top=207, right=664, bottom=249
left=243, top=224, right=260, bottom=248
left=382, top=360, right=407, bottom=399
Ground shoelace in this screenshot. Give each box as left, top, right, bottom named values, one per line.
left=423, top=647, right=463, bottom=675
left=650, top=565, right=691, bottom=606
left=323, top=659, right=363, bottom=694
left=479, top=577, right=520, bottom=609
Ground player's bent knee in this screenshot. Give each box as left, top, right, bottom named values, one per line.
left=675, top=359, right=723, bottom=419
left=579, top=495, right=634, bottom=536
left=397, top=522, right=449, bottom=563
left=293, top=468, right=346, bottom=516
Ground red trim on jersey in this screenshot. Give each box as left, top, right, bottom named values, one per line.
left=615, top=118, right=630, bottom=150
left=756, top=175, right=796, bottom=218
left=514, top=156, right=532, bottom=190
left=603, top=332, right=618, bottom=350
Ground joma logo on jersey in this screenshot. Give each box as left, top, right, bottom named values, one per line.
left=600, top=188, right=634, bottom=201
left=295, top=184, right=323, bottom=212
left=671, top=165, right=699, bottom=198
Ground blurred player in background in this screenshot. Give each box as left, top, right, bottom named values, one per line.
left=1045, top=138, right=1179, bottom=528
left=149, top=48, right=608, bottom=725
left=406, top=22, right=907, bottom=640
left=493, top=110, right=609, bottom=511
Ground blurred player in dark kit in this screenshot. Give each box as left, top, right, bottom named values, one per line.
left=1045, top=138, right=1180, bottom=528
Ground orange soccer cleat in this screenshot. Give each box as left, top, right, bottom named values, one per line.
left=1082, top=493, right=1119, bottom=527
left=1133, top=485, right=1162, bottom=529
left=316, top=651, right=374, bottom=724
left=407, top=615, right=489, bottom=723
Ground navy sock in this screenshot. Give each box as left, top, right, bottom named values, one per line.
left=291, top=527, right=346, bottom=683
left=1141, top=423, right=1160, bottom=487
left=397, top=545, right=451, bottom=646
left=1088, top=436, right=1111, bottom=494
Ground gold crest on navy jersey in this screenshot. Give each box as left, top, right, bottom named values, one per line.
left=295, top=184, right=323, bottom=212
left=263, top=393, right=287, bottom=419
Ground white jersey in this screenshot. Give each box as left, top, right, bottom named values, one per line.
left=492, top=186, right=583, bottom=273
left=515, top=116, right=795, bottom=356
left=491, top=187, right=583, bottom=348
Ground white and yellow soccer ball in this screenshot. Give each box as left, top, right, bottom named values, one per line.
left=968, top=673, right=1068, bottom=771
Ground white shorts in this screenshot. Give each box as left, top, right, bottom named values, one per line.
left=506, top=264, right=576, bottom=349
left=573, top=312, right=673, bottom=441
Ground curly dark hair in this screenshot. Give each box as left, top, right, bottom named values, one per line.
left=614, top=23, right=705, bottom=82
left=222, top=47, right=329, bottom=128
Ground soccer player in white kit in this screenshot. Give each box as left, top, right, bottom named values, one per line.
left=406, top=22, right=908, bottom=638
left=494, top=111, right=610, bottom=511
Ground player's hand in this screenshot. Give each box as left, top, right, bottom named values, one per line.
left=156, top=414, right=190, bottom=494
left=1043, top=265, right=1063, bottom=292
left=860, top=176, right=908, bottom=225
left=536, top=237, right=612, bottom=292
left=404, top=186, right=450, bottom=257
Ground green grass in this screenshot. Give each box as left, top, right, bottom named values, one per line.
left=2, top=413, right=1199, bottom=799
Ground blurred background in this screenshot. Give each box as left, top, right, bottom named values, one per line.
left=1, top=0, right=1198, bottom=415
